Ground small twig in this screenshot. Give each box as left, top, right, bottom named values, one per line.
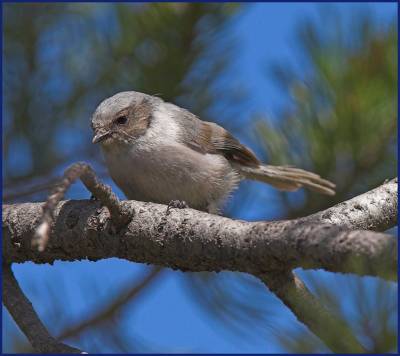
left=259, top=270, right=366, bottom=353
left=58, top=266, right=163, bottom=341
left=2, top=265, right=85, bottom=354
left=3, top=177, right=62, bottom=202
left=32, top=162, right=131, bottom=252
left=3, top=169, right=109, bottom=203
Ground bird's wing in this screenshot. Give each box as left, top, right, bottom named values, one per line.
left=182, top=118, right=260, bottom=167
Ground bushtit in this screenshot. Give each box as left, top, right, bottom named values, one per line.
left=91, top=91, right=335, bottom=213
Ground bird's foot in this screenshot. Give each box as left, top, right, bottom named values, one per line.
left=166, top=200, right=189, bottom=215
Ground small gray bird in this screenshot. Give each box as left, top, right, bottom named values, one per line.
left=91, top=91, right=335, bottom=213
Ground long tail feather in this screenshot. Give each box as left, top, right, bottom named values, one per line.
left=240, top=164, right=336, bottom=196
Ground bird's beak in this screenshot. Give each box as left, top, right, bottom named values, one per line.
left=92, top=130, right=111, bottom=144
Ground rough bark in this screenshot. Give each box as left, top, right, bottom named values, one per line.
left=305, top=177, right=398, bottom=231
left=3, top=181, right=397, bottom=280
left=2, top=177, right=397, bottom=353
left=32, top=162, right=131, bottom=252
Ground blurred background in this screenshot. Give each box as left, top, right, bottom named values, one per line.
left=2, top=2, right=397, bottom=353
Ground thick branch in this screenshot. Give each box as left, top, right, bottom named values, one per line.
left=259, top=270, right=366, bottom=353
left=3, top=175, right=397, bottom=353
left=3, top=179, right=397, bottom=280
left=2, top=265, right=84, bottom=354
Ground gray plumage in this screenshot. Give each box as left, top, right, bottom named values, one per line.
left=91, top=91, right=335, bottom=213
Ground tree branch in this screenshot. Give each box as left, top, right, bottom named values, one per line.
left=2, top=171, right=397, bottom=353
left=259, top=270, right=366, bottom=353
left=2, top=265, right=84, bottom=354
left=3, top=180, right=397, bottom=280
left=305, top=177, right=398, bottom=231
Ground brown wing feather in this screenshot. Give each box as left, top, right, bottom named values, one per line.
left=187, top=121, right=260, bottom=167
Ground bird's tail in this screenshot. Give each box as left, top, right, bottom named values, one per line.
left=239, top=164, right=336, bottom=196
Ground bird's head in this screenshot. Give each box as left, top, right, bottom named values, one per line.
left=91, top=91, right=159, bottom=147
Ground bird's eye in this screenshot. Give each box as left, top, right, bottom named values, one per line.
left=115, top=116, right=128, bottom=125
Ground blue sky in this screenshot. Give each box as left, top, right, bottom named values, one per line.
left=3, top=2, right=397, bottom=353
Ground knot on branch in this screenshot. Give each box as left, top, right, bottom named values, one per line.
left=31, top=162, right=133, bottom=252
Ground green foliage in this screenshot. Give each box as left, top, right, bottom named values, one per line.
left=3, top=4, right=397, bottom=353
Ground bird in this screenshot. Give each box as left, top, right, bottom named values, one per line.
left=91, top=91, right=335, bottom=214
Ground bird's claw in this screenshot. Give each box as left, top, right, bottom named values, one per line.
left=166, top=200, right=189, bottom=215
